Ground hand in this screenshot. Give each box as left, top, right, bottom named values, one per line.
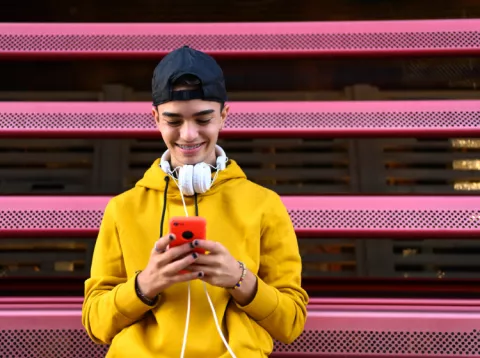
left=186, top=240, right=243, bottom=289
left=136, top=234, right=203, bottom=299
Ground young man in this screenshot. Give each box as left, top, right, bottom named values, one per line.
left=82, top=45, right=309, bottom=357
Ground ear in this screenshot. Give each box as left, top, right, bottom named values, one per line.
left=152, top=106, right=161, bottom=130
left=219, top=103, right=229, bottom=130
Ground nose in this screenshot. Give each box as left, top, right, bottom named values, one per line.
left=179, top=121, right=199, bottom=142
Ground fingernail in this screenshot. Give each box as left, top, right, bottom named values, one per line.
left=169, top=234, right=175, bottom=241
left=194, top=240, right=199, bottom=246
left=189, top=241, right=195, bottom=249
left=192, top=253, right=198, bottom=259
left=198, top=272, right=204, bottom=277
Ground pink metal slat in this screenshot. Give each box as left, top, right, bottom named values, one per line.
left=274, top=308, right=480, bottom=357
left=1, top=196, right=479, bottom=237
left=1, top=100, right=479, bottom=138
left=0, top=20, right=479, bottom=58
left=1, top=305, right=480, bottom=357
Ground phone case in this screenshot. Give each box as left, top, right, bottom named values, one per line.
left=169, top=216, right=206, bottom=254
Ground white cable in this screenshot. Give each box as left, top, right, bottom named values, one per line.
left=180, top=282, right=191, bottom=358
left=167, top=171, right=191, bottom=358
left=167, top=171, right=189, bottom=217
left=203, top=282, right=237, bottom=358
left=167, top=163, right=236, bottom=357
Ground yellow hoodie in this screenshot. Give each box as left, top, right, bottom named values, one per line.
left=82, top=159, right=309, bottom=357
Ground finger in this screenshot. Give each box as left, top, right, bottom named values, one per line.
left=152, top=233, right=175, bottom=254
left=161, top=242, right=195, bottom=265
left=175, top=248, right=201, bottom=261
left=190, top=253, right=217, bottom=266
left=185, top=264, right=216, bottom=276
left=191, top=239, right=223, bottom=254
left=163, top=252, right=200, bottom=275
left=170, top=270, right=205, bottom=284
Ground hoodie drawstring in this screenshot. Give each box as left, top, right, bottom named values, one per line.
left=160, top=176, right=170, bottom=237
left=160, top=176, right=200, bottom=237
left=194, top=193, right=199, bottom=216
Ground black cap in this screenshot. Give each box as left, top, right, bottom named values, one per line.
left=152, top=46, right=227, bottom=106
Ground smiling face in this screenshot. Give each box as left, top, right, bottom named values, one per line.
left=152, top=99, right=229, bottom=169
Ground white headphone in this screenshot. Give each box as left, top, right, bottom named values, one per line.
left=160, top=144, right=228, bottom=196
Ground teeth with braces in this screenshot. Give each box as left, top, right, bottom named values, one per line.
left=178, top=144, right=202, bottom=150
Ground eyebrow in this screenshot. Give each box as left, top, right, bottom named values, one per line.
left=161, top=109, right=215, bottom=118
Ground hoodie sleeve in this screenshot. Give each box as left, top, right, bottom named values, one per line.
left=82, top=198, right=155, bottom=345
left=235, top=192, right=309, bottom=344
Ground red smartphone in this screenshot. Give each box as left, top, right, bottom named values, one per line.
left=168, top=216, right=206, bottom=255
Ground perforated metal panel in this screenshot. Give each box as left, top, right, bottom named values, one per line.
left=1, top=101, right=479, bottom=133
left=274, top=329, right=480, bottom=356
left=0, top=209, right=103, bottom=230
left=225, top=109, right=480, bottom=130
left=0, top=329, right=109, bottom=358
left=1, top=21, right=479, bottom=55
left=2, top=196, right=480, bottom=232
left=1, top=327, right=479, bottom=357
left=287, top=208, right=479, bottom=230
left=1, top=112, right=154, bottom=130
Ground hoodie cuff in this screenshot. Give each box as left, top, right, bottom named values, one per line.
left=235, top=275, right=279, bottom=321
left=114, top=274, right=156, bottom=321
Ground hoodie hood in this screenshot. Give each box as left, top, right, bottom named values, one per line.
left=135, top=158, right=247, bottom=197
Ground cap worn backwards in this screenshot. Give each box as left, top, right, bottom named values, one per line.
left=151, top=45, right=228, bottom=106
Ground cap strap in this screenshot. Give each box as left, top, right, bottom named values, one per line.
left=170, top=89, right=204, bottom=101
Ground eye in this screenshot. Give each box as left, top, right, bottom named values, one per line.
left=166, top=121, right=182, bottom=127
left=196, top=118, right=212, bottom=125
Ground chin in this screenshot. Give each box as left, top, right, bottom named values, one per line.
left=174, top=153, right=207, bottom=166
left=170, top=143, right=214, bottom=166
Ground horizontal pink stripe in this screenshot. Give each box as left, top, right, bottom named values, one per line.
left=1, top=100, right=479, bottom=138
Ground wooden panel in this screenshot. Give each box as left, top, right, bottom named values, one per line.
left=0, top=238, right=95, bottom=278
left=393, top=239, right=480, bottom=279
left=371, top=137, right=480, bottom=193
left=0, top=139, right=97, bottom=194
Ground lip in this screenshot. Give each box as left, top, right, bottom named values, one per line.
left=176, top=142, right=205, bottom=155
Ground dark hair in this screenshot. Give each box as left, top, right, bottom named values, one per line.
left=172, top=74, right=225, bottom=111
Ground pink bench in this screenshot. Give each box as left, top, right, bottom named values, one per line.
left=1, top=297, right=480, bottom=357
left=0, top=100, right=479, bottom=139
left=1, top=20, right=479, bottom=59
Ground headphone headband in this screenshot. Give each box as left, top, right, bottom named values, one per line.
left=160, top=144, right=227, bottom=173
left=160, top=144, right=228, bottom=195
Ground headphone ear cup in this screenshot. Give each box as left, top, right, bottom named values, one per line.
left=215, top=145, right=227, bottom=171
left=160, top=149, right=171, bottom=173
left=216, top=155, right=227, bottom=171
left=178, top=165, right=195, bottom=196
left=160, top=161, right=171, bottom=173
left=193, top=163, right=212, bottom=194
